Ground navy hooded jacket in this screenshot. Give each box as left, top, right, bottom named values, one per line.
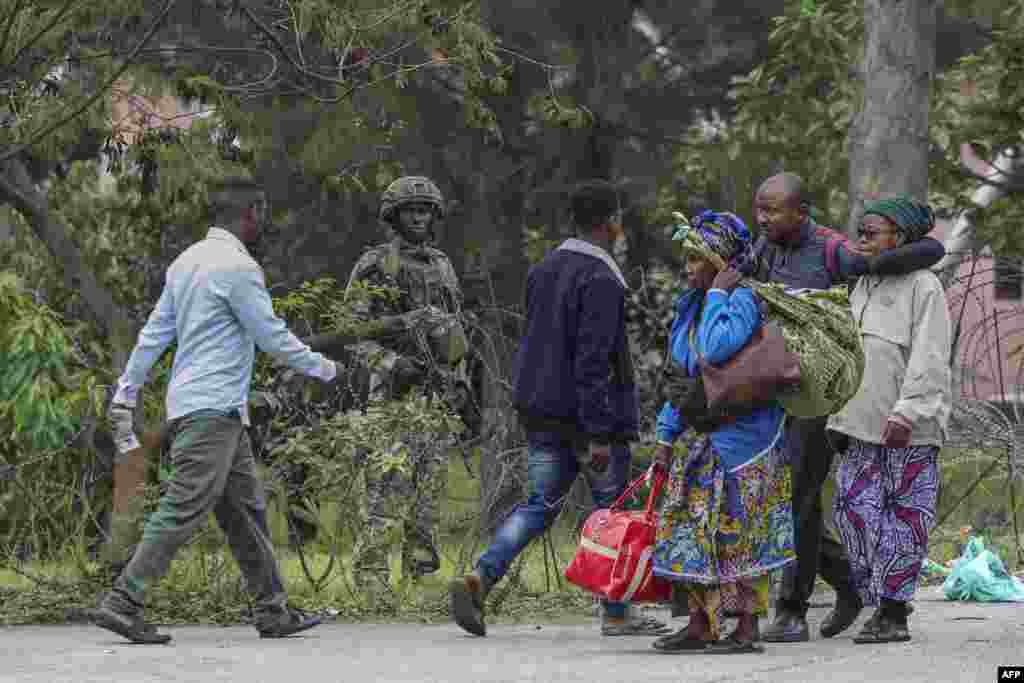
left=512, top=245, right=639, bottom=444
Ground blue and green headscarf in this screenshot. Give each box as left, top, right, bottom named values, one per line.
left=862, top=196, right=935, bottom=245
left=671, top=209, right=753, bottom=271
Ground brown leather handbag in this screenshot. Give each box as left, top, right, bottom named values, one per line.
left=697, top=320, right=801, bottom=416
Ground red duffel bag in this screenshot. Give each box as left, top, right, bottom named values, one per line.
left=564, top=466, right=671, bottom=604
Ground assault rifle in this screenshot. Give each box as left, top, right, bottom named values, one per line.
left=302, top=307, right=467, bottom=367
left=301, top=313, right=408, bottom=356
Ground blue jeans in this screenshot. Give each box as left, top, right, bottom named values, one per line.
left=476, top=431, right=632, bottom=617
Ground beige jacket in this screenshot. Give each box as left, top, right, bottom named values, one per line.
left=828, top=269, right=952, bottom=447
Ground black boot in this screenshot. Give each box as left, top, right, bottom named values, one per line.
left=853, top=600, right=910, bottom=644
left=821, top=592, right=863, bottom=638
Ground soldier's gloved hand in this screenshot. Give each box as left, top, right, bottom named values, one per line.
left=394, top=357, right=424, bottom=382
left=392, top=358, right=425, bottom=396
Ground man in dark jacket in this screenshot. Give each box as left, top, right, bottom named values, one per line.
left=449, top=180, right=669, bottom=638
left=751, top=173, right=945, bottom=642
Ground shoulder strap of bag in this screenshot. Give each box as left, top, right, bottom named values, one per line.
left=610, top=468, right=668, bottom=516
left=815, top=225, right=850, bottom=281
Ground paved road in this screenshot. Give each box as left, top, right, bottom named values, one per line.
left=2, top=587, right=1020, bottom=682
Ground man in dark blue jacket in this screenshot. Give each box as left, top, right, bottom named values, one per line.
left=752, top=173, right=945, bottom=643
left=449, top=180, right=669, bottom=638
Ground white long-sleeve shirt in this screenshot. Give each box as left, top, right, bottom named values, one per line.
left=112, top=228, right=336, bottom=425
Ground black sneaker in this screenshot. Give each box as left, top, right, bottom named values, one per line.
left=257, top=606, right=322, bottom=639
left=89, top=605, right=171, bottom=645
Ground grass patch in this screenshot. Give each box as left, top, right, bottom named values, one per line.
left=0, top=449, right=598, bottom=626
left=3, top=444, right=1021, bottom=625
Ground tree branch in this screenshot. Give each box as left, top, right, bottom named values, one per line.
left=0, top=0, right=26, bottom=65
left=5, top=0, right=82, bottom=72
left=0, top=155, right=128, bottom=339
left=0, top=0, right=176, bottom=165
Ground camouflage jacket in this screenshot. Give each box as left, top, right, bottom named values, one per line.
left=344, top=236, right=468, bottom=399
left=345, top=236, right=463, bottom=324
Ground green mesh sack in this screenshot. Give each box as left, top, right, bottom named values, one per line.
left=668, top=211, right=863, bottom=418
left=747, top=283, right=864, bottom=418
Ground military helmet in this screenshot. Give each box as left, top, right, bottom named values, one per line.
left=379, top=176, right=445, bottom=223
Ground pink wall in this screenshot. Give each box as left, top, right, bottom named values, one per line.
left=932, top=218, right=1024, bottom=401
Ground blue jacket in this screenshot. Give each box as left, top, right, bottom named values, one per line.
left=512, top=248, right=639, bottom=443
left=656, top=287, right=784, bottom=469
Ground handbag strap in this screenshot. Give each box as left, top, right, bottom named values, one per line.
left=693, top=282, right=762, bottom=370
left=609, top=466, right=668, bottom=518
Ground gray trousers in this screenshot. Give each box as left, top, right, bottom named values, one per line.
left=110, top=409, right=286, bottom=616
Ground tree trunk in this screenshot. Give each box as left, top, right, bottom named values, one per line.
left=846, top=0, right=939, bottom=236
left=937, top=145, right=1024, bottom=287
left=473, top=193, right=530, bottom=538
left=0, top=153, right=147, bottom=560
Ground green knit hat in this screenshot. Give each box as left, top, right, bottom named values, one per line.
left=862, top=196, right=935, bottom=244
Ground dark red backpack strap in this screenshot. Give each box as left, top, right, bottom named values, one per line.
left=815, top=225, right=848, bottom=280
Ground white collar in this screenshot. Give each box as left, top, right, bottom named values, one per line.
left=556, top=238, right=628, bottom=289
left=207, top=227, right=253, bottom=258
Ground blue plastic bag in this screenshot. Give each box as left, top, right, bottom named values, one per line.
left=942, top=536, right=1024, bottom=602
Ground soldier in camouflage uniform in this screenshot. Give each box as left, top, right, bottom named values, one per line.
left=345, top=176, right=469, bottom=602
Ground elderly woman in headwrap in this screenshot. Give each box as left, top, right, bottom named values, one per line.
left=650, top=210, right=795, bottom=655
left=827, top=197, right=952, bottom=644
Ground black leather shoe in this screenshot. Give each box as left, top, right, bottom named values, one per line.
left=820, top=596, right=863, bottom=638
left=89, top=605, right=171, bottom=645
left=853, top=616, right=910, bottom=644
left=257, top=606, right=322, bottom=638
left=761, top=611, right=809, bottom=643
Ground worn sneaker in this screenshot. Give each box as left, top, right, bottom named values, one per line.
left=257, top=606, right=322, bottom=639
left=88, top=604, right=171, bottom=645
left=450, top=573, right=489, bottom=636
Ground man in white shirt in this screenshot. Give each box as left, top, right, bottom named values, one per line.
left=90, top=177, right=343, bottom=644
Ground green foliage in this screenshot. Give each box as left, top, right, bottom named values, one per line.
left=0, top=1, right=150, bottom=159
left=0, top=273, right=104, bottom=451
left=526, top=93, right=594, bottom=130
left=522, top=225, right=562, bottom=264
left=272, top=394, right=462, bottom=497
left=931, top=3, right=1024, bottom=255
left=664, top=0, right=861, bottom=227
left=658, top=0, right=1024, bottom=252
left=0, top=275, right=113, bottom=560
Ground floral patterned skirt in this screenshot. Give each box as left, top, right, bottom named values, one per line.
left=653, top=431, right=795, bottom=587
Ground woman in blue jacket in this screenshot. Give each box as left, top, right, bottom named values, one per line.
left=650, top=211, right=795, bottom=655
